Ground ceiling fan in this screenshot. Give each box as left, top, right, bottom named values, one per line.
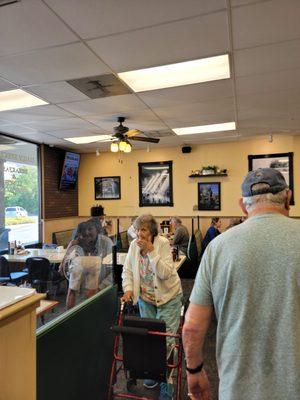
left=110, top=117, right=160, bottom=153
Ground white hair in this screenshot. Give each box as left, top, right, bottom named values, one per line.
left=242, top=183, right=289, bottom=212
left=171, top=216, right=182, bottom=224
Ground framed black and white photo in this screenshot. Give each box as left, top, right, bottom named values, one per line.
left=94, top=176, right=121, bottom=200
left=248, top=152, right=294, bottom=204
left=138, top=161, right=173, bottom=207
left=198, top=182, right=221, bottom=211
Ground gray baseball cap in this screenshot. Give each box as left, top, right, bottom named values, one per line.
left=242, top=168, right=288, bottom=197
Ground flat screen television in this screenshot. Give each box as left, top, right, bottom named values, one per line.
left=59, top=151, right=80, bottom=190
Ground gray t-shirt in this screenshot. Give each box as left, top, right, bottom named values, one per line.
left=173, top=225, right=189, bottom=254
left=190, top=213, right=300, bottom=400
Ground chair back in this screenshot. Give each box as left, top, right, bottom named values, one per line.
left=194, top=229, right=203, bottom=261
left=42, top=243, right=58, bottom=250
left=26, top=257, right=52, bottom=282
left=0, top=256, right=10, bottom=278
left=119, top=231, right=129, bottom=251
left=122, top=316, right=167, bottom=381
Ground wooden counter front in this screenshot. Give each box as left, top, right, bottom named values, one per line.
left=0, top=293, right=45, bottom=400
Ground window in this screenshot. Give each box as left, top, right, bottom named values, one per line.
left=0, top=134, right=40, bottom=250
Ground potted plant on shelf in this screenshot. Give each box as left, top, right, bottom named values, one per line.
left=201, top=165, right=218, bottom=175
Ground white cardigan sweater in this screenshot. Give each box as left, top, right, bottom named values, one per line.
left=122, top=235, right=182, bottom=305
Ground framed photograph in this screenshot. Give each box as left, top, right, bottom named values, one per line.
left=138, top=161, right=173, bottom=207
left=94, top=176, right=121, bottom=200
left=248, top=152, right=294, bottom=205
left=198, top=182, right=221, bottom=211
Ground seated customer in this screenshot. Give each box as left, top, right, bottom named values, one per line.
left=170, top=216, right=189, bottom=255
left=64, top=220, right=113, bottom=309
left=122, top=214, right=182, bottom=400
left=202, top=217, right=221, bottom=254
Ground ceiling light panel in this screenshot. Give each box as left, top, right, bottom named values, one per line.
left=0, top=89, right=48, bottom=112
left=118, top=54, right=230, bottom=92
left=64, top=135, right=111, bottom=144
left=173, top=122, right=236, bottom=135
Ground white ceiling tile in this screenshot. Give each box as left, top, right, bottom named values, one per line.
left=85, top=109, right=168, bottom=132
left=22, top=117, right=97, bottom=132
left=139, top=80, right=233, bottom=108
left=232, top=0, right=300, bottom=50
left=234, top=39, right=300, bottom=77
left=0, top=78, right=18, bottom=91
left=88, top=12, right=229, bottom=72
left=0, top=0, right=77, bottom=57
left=236, top=69, right=300, bottom=95
left=19, top=132, right=67, bottom=144
left=0, top=124, right=39, bottom=135
left=0, top=43, right=110, bottom=85
left=24, top=82, right=90, bottom=104
left=153, top=98, right=235, bottom=127
left=231, top=0, right=267, bottom=6
left=45, top=0, right=226, bottom=39
left=59, top=94, right=148, bottom=117
left=0, top=105, right=73, bottom=124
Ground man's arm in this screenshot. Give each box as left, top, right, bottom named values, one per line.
left=183, top=303, right=213, bottom=400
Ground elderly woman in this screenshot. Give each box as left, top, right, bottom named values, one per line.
left=122, top=214, right=182, bottom=400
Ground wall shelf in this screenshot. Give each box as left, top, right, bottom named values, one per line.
left=189, top=173, right=228, bottom=178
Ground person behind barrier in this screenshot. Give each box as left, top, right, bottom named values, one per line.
left=170, top=216, right=189, bottom=255
left=65, top=220, right=113, bottom=309
left=121, top=214, right=182, bottom=400
left=183, top=168, right=300, bottom=400
left=201, top=217, right=221, bottom=254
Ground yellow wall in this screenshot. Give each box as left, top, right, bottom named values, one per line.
left=78, top=135, right=300, bottom=218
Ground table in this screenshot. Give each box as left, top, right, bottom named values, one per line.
left=36, top=299, right=59, bottom=324
left=4, top=248, right=66, bottom=264
left=103, top=252, right=186, bottom=271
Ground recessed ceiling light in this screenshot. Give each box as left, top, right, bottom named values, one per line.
left=173, top=122, right=236, bottom=135
left=64, top=135, right=112, bottom=144
left=0, top=89, right=48, bottom=112
left=118, top=54, right=230, bottom=92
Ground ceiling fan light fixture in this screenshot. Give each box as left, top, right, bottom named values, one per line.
left=110, top=142, right=119, bottom=152
left=124, top=142, right=132, bottom=153
left=119, top=140, right=127, bottom=152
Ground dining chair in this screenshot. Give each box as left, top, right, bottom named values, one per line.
left=0, top=256, right=28, bottom=284
left=26, top=257, right=64, bottom=297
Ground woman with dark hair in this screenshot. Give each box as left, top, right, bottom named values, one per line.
left=202, top=217, right=222, bottom=255
left=122, top=214, right=182, bottom=400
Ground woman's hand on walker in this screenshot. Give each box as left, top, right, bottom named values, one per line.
left=121, top=291, right=133, bottom=303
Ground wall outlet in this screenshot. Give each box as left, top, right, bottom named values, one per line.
left=193, top=205, right=198, bottom=211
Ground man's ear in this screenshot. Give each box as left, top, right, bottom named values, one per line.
left=285, top=189, right=292, bottom=210
left=239, top=198, right=248, bottom=215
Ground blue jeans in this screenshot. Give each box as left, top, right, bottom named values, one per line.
left=138, top=295, right=182, bottom=348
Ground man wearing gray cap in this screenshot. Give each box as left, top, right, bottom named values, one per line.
left=183, top=168, right=300, bottom=400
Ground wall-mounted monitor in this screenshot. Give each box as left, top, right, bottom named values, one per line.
left=59, top=151, right=80, bottom=190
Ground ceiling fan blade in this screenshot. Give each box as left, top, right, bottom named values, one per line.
left=126, top=129, right=141, bottom=137
left=129, top=136, right=160, bottom=143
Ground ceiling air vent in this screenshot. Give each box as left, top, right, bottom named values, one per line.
left=67, top=74, right=132, bottom=99
left=0, top=0, right=20, bottom=7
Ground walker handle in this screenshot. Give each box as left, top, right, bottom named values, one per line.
left=111, top=326, right=148, bottom=336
